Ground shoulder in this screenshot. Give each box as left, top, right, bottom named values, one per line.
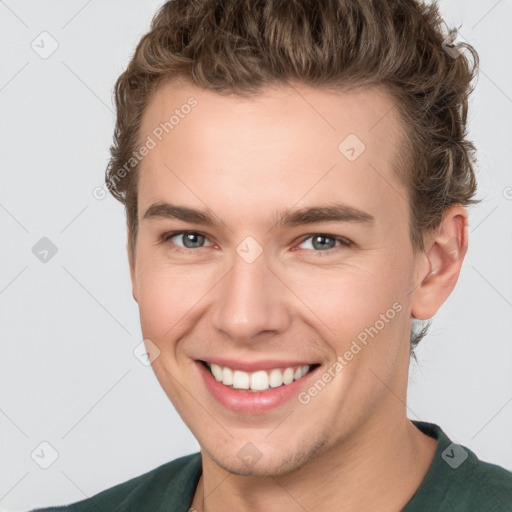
left=409, top=421, right=512, bottom=512
left=453, top=452, right=512, bottom=510
left=29, top=452, right=202, bottom=512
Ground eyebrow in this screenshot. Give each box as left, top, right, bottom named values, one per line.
left=142, top=202, right=374, bottom=229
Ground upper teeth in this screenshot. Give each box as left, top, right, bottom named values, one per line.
left=207, top=363, right=311, bottom=391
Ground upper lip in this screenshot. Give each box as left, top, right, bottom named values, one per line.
left=198, top=357, right=318, bottom=372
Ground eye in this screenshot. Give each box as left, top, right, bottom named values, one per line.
left=160, top=231, right=351, bottom=255
left=297, top=234, right=351, bottom=253
left=161, top=231, right=214, bottom=251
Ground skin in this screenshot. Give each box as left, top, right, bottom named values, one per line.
left=129, top=81, right=468, bottom=511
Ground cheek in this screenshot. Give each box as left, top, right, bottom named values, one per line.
left=289, top=263, right=403, bottom=327
left=282, top=256, right=410, bottom=361
left=134, top=257, right=207, bottom=339
left=134, top=239, right=412, bottom=350
left=136, top=269, right=166, bottom=336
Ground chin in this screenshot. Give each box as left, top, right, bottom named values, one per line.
left=203, top=436, right=328, bottom=477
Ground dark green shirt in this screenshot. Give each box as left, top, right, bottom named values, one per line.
left=31, top=421, right=512, bottom=511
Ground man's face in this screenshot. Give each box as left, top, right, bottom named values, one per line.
left=130, top=82, right=423, bottom=476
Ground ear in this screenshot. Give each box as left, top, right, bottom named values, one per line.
left=411, top=205, right=469, bottom=320
left=128, top=239, right=138, bottom=303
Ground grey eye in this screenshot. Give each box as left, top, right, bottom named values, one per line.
left=299, top=235, right=340, bottom=251
left=169, top=232, right=210, bottom=249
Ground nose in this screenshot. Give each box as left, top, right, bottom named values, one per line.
left=210, top=251, right=292, bottom=344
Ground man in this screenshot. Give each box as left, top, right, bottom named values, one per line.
left=33, top=0, right=512, bottom=510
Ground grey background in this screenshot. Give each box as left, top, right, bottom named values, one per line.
left=1, top=0, right=511, bottom=510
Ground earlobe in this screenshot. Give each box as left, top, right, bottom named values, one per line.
left=411, top=206, right=469, bottom=320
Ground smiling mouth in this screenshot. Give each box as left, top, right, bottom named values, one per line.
left=200, top=360, right=321, bottom=392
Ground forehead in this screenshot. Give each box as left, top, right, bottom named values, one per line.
left=137, top=81, right=408, bottom=230
left=140, top=81, right=403, bottom=154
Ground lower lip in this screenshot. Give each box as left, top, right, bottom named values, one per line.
left=196, top=361, right=320, bottom=414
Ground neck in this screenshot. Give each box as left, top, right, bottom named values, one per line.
left=192, top=409, right=437, bottom=512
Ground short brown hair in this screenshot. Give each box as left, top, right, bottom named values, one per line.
left=106, top=0, right=480, bottom=352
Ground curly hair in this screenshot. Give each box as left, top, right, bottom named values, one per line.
left=105, top=0, right=480, bottom=354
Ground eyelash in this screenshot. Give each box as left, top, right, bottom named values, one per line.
left=160, top=231, right=352, bottom=256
